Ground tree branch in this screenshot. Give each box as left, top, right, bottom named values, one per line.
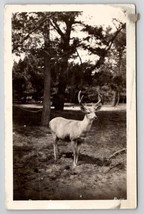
left=94, top=23, right=126, bottom=69
left=76, top=49, right=82, bottom=64
left=105, top=160, right=125, bottom=173
left=106, top=23, right=125, bottom=53
left=109, top=148, right=126, bottom=160
left=13, top=15, right=49, bottom=52
left=50, top=18, right=65, bottom=39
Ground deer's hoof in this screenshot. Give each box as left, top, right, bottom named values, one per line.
left=73, top=163, right=77, bottom=168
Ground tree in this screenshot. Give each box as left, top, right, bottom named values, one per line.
left=50, top=12, right=82, bottom=110
left=12, top=11, right=126, bottom=128
left=12, top=59, right=29, bottom=102
left=12, top=11, right=83, bottom=124
left=12, top=12, right=52, bottom=125
left=41, top=19, right=51, bottom=125
left=108, top=21, right=126, bottom=106
left=81, top=21, right=126, bottom=105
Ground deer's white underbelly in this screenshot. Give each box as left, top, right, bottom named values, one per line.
left=49, top=116, right=93, bottom=141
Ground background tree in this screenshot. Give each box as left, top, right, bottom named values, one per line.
left=12, top=11, right=82, bottom=124
left=110, top=21, right=126, bottom=106
left=12, top=12, right=52, bottom=125
left=12, top=11, right=126, bottom=126
left=80, top=21, right=126, bottom=105
left=50, top=12, right=82, bottom=110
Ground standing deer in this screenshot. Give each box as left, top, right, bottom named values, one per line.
left=49, top=91, right=102, bottom=167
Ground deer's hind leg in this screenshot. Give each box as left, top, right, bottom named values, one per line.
left=52, top=133, right=59, bottom=161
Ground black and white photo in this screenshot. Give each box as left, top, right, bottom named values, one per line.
left=5, top=4, right=136, bottom=209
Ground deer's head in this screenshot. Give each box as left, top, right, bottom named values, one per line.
left=78, top=91, right=102, bottom=121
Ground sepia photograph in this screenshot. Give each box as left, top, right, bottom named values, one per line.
left=4, top=4, right=136, bottom=209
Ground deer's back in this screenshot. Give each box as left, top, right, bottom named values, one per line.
left=49, top=117, right=81, bottom=140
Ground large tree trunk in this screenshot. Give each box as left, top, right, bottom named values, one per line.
left=53, top=76, right=66, bottom=110
left=112, top=52, right=122, bottom=107
left=41, top=55, right=51, bottom=126
left=53, top=57, right=68, bottom=110
left=51, top=16, right=73, bottom=110
left=41, top=19, right=51, bottom=126
left=112, top=90, right=120, bottom=106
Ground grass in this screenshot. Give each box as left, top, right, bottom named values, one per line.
left=13, top=105, right=127, bottom=200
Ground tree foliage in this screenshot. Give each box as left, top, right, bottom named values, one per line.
left=12, top=11, right=126, bottom=124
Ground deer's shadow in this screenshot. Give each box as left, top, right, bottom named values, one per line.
left=60, top=152, right=111, bottom=166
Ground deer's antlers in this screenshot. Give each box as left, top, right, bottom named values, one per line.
left=78, top=90, right=84, bottom=105
left=95, top=92, right=102, bottom=106
left=78, top=90, right=102, bottom=107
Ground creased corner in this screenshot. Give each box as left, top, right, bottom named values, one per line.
left=109, top=198, right=121, bottom=209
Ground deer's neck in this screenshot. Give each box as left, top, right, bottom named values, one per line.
left=80, top=115, right=93, bottom=133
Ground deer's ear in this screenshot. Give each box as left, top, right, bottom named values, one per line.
left=95, top=104, right=102, bottom=111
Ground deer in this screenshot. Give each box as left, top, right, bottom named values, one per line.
left=49, top=91, right=102, bottom=167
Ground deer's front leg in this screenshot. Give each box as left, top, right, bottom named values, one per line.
left=71, top=140, right=81, bottom=167
left=71, top=140, right=77, bottom=167
left=75, top=141, right=81, bottom=165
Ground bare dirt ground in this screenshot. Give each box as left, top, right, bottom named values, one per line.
left=13, top=105, right=126, bottom=200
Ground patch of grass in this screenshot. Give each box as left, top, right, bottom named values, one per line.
left=13, top=105, right=127, bottom=200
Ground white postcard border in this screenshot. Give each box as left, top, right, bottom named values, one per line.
left=4, top=4, right=136, bottom=210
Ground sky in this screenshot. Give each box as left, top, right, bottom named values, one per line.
left=80, top=5, right=126, bottom=26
